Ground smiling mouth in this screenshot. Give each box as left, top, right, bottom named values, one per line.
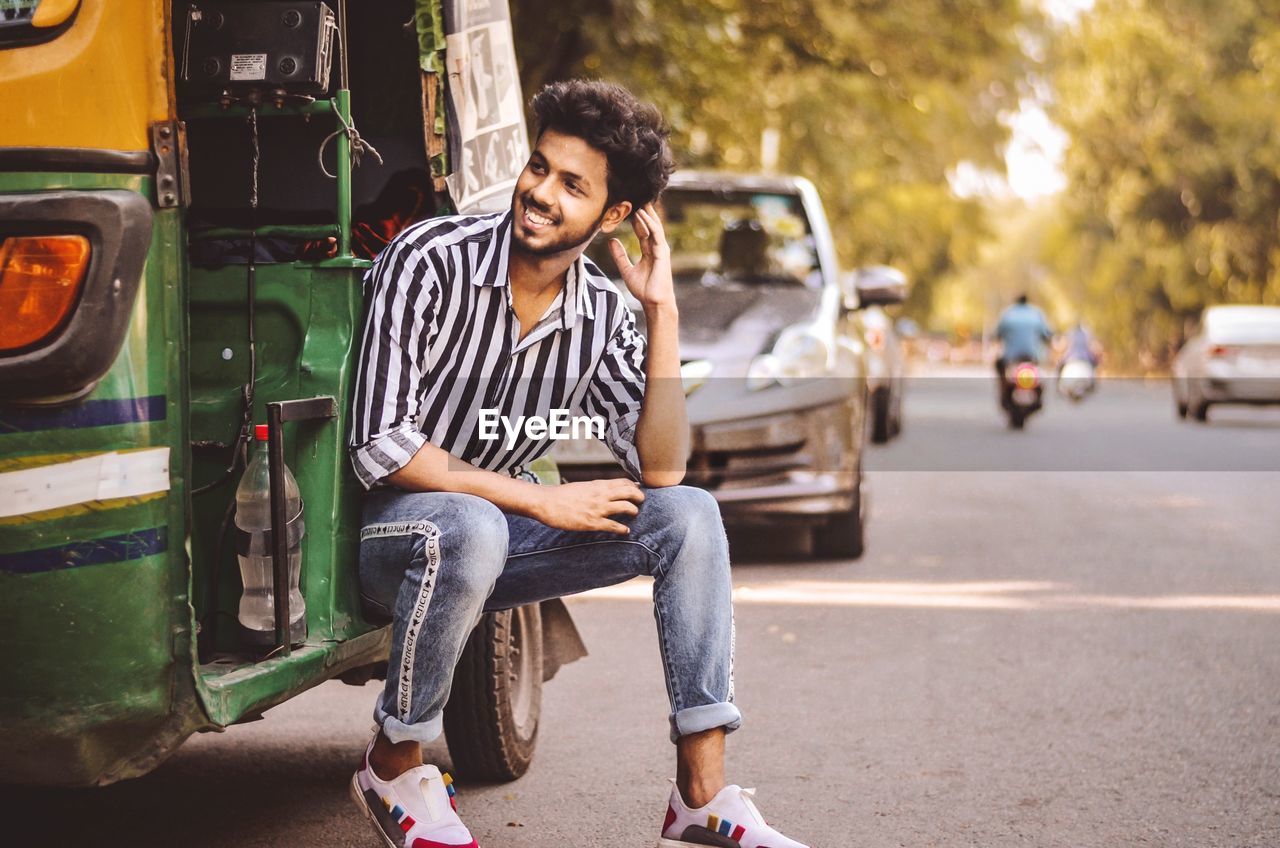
left=521, top=201, right=556, bottom=230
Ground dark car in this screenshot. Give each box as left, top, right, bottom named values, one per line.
left=553, top=171, right=904, bottom=558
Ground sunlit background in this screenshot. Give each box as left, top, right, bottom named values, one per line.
left=511, top=0, right=1278, bottom=371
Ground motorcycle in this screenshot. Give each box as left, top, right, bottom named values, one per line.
left=1001, top=358, right=1043, bottom=429
left=1058, top=358, right=1096, bottom=403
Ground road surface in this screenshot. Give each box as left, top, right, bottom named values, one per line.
left=10, top=372, right=1280, bottom=847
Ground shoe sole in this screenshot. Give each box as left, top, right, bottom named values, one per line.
left=658, top=840, right=721, bottom=848
left=350, top=772, right=399, bottom=848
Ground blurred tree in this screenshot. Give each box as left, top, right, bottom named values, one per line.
left=510, top=0, right=1037, bottom=313
left=1048, top=0, right=1280, bottom=367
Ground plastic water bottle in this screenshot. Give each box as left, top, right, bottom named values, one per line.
left=235, top=424, right=306, bottom=647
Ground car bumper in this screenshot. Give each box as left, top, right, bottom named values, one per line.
left=686, top=400, right=857, bottom=517
left=1200, top=376, right=1280, bottom=402
left=553, top=388, right=860, bottom=518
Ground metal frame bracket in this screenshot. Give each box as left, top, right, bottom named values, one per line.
left=150, top=120, right=190, bottom=209
left=265, top=396, right=337, bottom=655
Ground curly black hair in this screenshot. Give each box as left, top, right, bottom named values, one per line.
left=530, top=79, right=675, bottom=211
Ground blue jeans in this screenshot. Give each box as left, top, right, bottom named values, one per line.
left=358, top=485, right=740, bottom=746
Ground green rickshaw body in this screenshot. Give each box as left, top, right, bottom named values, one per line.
left=0, top=169, right=201, bottom=786
left=0, top=1, right=388, bottom=786
left=1, top=0, right=571, bottom=788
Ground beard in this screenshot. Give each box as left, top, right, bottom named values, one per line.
left=510, top=193, right=607, bottom=257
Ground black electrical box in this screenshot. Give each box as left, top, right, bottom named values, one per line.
left=179, top=2, right=336, bottom=98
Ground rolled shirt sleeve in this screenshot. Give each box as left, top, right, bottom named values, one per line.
left=582, top=303, right=647, bottom=481
left=349, top=241, right=439, bottom=489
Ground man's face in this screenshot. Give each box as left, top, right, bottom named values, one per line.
left=510, top=128, right=630, bottom=257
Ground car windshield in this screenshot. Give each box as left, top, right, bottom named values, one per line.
left=587, top=187, right=821, bottom=288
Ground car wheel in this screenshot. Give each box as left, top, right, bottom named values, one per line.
left=1175, top=398, right=1188, bottom=419
left=1191, top=400, right=1210, bottom=422
left=870, top=386, right=892, bottom=444
left=812, top=476, right=865, bottom=560
left=443, top=604, right=543, bottom=782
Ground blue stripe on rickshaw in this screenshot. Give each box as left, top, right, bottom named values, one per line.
left=0, top=395, right=167, bottom=433
left=0, top=527, right=168, bottom=574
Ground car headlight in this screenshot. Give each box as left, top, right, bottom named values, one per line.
left=680, top=358, right=714, bottom=395
left=746, top=325, right=831, bottom=391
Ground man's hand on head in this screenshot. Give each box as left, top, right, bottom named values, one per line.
left=608, top=203, right=676, bottom=314
left=533, top=478, right=646, bottom=534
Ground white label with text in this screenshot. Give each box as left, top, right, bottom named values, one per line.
left=478, top=409, right=605, bottom=450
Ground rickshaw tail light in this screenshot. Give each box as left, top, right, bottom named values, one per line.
left=0, top=235, right=91, bottom=353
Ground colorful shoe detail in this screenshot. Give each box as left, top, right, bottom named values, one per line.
left=351, top=736, right=478, bottom=848
left=382, top=796, right=418, bottom=833
left=707, top=814, right=747, bottom=841
left=656, top=780, right=809, bottom=848
left=443, top=771, right=457, bottom=810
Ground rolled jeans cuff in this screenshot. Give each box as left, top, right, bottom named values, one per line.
left=670, top=702, right=742, bottom=744
left=375, top=704, right=443, bottom=745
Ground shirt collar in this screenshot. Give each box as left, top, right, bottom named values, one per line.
left=562, top=255, right=598, bottom=328
left=467, top=210, right=513, bottom=289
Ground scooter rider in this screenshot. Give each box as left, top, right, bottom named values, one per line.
left=347, top=80, right=810, bottom=848
left=1058, top=321, right=1101, bottom=374
left=995, top=292, right=1053, bottom=395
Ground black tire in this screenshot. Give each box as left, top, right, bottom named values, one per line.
left=1175, top=398, right=1188, bottom=419
left=443, top=604, right=543, bottom=782
left=869, top=386, right=892, bottom=444
left=812, top=475, right=865, bottom=560
left=1191, top=400, right=1210, bottom=422
left=1008, top=409, right=1026, bottom=430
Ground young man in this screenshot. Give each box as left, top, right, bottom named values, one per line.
left=348, top=80, right=808, bottom=848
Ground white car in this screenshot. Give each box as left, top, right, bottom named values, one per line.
left=1172, top=305, right=1280, bottom=421
left=554, top=172, right=904, bottom=559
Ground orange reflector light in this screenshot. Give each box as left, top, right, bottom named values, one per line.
left=32, top=0, right=82, bottom=30
left=1014, top=363, right=1039, bottom=390
left=0, top=235, right=91, bottom=352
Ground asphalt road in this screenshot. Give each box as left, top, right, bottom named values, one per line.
left=13, top=371, right=1280, bottom=847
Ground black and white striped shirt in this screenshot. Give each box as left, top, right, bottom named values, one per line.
left=349, top=211, right=646, bottom=490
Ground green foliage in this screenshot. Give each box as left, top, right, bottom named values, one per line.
left=1049, top=0, right=1280, bottom=366
left=510, top=0, right=1037, bottom=309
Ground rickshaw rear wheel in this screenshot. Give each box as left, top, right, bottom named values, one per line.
left=443, top=604, right=543, bottom=782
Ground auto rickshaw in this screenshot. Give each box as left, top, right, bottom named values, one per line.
left=0, top=0, right=584, bottom=787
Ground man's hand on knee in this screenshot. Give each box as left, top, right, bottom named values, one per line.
left=532, top=478, right=645, bottom=534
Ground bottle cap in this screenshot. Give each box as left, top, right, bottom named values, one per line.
left=255, top=424, right=269, bottom=442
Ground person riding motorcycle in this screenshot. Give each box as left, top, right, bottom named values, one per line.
left=996, top=294, right=1052, bottom=370
left=995, top=293, right=1053, bottom=406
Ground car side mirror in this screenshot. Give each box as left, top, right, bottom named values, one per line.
left=844, top=265, right=908, bottom=310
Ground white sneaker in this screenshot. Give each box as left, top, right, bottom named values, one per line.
left=350, top=737, right=478, bottom=848
left=657, top=780, right=810, bottom=848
